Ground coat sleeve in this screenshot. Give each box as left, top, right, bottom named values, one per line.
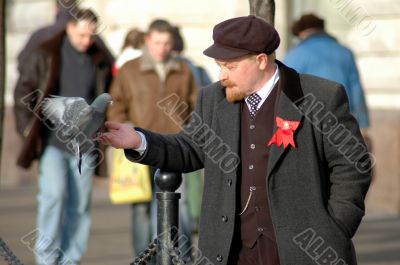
left=125, top=87, right=207, bottom=173
left=323, top=84, right=372, bottom=238
left=107, top=70, right=129, bottom=123
left=188, top=69, right=199, bottom=115
left=13, top=52, right=42, bottom=137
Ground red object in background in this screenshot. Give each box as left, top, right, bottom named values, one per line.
left=112, top=64, right=118, bottom=77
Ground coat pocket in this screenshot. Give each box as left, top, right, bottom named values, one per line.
left=327, top=205, right=350, bottom=239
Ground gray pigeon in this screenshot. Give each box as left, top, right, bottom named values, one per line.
left=41, top=93, right=113, bottom=173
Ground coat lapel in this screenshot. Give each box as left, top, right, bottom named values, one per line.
left=213, top=61, right=305, bottom=179
left=267, top=61, right=305, bottom=178
left=216, top=92, right=241, bottom=173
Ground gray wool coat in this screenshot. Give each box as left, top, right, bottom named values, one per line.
left=126, top=61, right=371, bottom=265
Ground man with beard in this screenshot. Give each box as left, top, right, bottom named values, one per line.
left=97, top=15, right=371, bottom=265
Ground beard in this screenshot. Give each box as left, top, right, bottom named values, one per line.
left=221, top=80, right=247, bottom=103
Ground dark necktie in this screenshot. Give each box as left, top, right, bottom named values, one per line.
left=247, top=93, right=261, bottom=118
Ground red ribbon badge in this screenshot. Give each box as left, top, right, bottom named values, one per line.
left=268, top=117, right=300, bottom=148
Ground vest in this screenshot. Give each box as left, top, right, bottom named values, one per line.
left=239, top=83, right=279, bottom=251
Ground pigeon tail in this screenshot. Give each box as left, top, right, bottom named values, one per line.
left=71, top=138, right=82, bottom=174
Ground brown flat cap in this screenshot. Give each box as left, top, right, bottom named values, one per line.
left=203, top=15, right=280, bottom=59
left=292, top=13, right=325, bottom=36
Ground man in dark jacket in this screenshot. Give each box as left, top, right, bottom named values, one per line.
left=14, top=9, right=113, bottom=265
left=17, top=0, right=114, bottom=73
left=98, top=15, right=371, bottom=265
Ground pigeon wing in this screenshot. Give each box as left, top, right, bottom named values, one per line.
left=62, top=99, right=93, bottom=132
left=41, top=96, right=93, bottom=137
left=82, top=110, right=106, bottom=138
left=41, top=96, right=70, bottom=127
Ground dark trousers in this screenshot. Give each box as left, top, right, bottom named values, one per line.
left=237, top=235, right=280, bottom=265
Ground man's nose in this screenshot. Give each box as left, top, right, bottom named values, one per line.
left=219, top=69, right=228, bottom=81
left=83, top=37, right=93, bottom=47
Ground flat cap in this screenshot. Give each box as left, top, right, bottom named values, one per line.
left=203, top=15, right=280, bottom=59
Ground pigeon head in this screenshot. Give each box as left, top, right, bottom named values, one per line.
left=91, top=93, right=113, bottom=112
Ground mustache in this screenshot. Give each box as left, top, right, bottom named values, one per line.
left=221, top=80, right=236, bottom=88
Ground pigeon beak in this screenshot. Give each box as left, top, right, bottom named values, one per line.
left=109, top=100, right=114, bottom=106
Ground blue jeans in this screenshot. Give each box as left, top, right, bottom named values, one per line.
left=35, top=146, right=94, bottom=265
left=131, top=202, right=153, bottom=263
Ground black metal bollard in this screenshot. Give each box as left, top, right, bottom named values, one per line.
left=154, top=170, right=182, bottom=265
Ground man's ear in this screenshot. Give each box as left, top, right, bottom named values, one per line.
left=256, top=53, right=269, bottom=70
left=144, top=33, right=151, bottom=44
left=66, top=22, right=74, bottom=35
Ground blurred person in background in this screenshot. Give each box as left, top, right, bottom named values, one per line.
left=107, top=18, right=198, bottom=263
left=171, top=25, right=212, bottom=234
left=112, top=28, right=145, bottom=76
left=17, top=0, right=114, bottom=73
left=14, top=9, right=113, bottom=265
left=172, top=26, right=212, bottom=88
left=284, top=13, right=370, bottom=131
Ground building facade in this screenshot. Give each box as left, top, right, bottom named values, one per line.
left=4, top=0, right=400, bottom=214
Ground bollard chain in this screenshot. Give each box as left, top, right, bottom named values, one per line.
left=0, top=238, right=24, bottom=265
left=130, top=238, right=157, bottom=265
left=169, top=246, right=186, bottom=265
left=130, top=237, right=187, bottom=265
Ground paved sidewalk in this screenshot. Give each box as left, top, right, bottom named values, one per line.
left=1, top=181, right=399, bottom=265
left=0, top=181, right=132, bottom=265
left=354, top=214, right=400, bottom=265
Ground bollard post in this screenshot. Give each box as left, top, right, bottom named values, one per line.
left=154, top=170, right=182, bottom=265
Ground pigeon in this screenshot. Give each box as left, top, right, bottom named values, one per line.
left=41, top=93, right=113, bottom=173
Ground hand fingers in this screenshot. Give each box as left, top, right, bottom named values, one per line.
left=94, top=133, right=112, bottom=145
left=96, top=138, right=110, bottom=145
left=105, top=121, right=121, bottom=130
left=93, top=133, right=104, bottom=142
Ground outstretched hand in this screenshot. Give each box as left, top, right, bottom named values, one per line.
left=96, top=121, right=142, bottom=149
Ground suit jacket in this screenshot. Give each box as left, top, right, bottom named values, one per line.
left=126, top=61, right=371, bottom=265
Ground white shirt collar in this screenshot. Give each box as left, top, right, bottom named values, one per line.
left=245, top=63, right=280, bottom=110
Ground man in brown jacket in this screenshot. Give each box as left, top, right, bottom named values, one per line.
left=107, top=19, right=197, bottom=262
left=14, top=9, right=113, bottom=265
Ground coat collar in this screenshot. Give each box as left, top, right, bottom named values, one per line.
left=139, top=48, right=181, bottom=74
left=215, top=60, right=305, bottom=178
left=275, top=60, right=304, bottom=106
left=266, top=60, right=304, bottom=178
left=37, top=30, right=112, bottom=100
left=40, top=30, right=110, bottom=65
